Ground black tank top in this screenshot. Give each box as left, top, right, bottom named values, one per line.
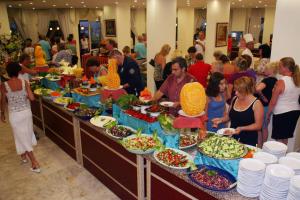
left=229, top=97, right=258, bottom=146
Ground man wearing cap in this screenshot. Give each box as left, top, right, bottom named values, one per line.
left=242, top=33, right=254, bottom=68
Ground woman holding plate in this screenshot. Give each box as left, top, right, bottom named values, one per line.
left=212, top=76, right=264, bottom=146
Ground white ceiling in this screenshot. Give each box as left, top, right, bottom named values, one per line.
left=5, top=0, right=277, bottom=9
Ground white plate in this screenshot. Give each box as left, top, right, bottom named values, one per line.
left=160, top=101, right=174, bottom=107
left=153, top=148, right=193, bottom=170
left=286, top=152, right=300, bottom=161
left=89, top=88, right=97, bottom=92
left=217, top=128, right=235, bottom=136
left=239, top=158, right=266, bottom=172
left=279, top=157, right=300, bottom=170
left=90, top=116, right=116, bottom=128
left=263, top=141, right=288, bottom=153
left=105, top=125, right=137, bottom=140
left=266, top=164, right=295, bottom=179
left=253, top=152, right=278, bottom=164
left=178, top=110, right=205, bottom=118
left=103, top=86, right=123, bottom=91
left=179, top=134, right=197, bottom=150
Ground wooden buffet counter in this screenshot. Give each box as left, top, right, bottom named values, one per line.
left=31, top=97, right=253, bottom=200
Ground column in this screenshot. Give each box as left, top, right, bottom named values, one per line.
left=134, top=8, right=146, bottom=36
left=0, top=2, right=10, bottom=35
left=230, top=8, right=247, bottom=32
left=116, top=2, right=131, bottom=49
left=270, top=0, right=300, bottom=151
left=177, top=7, right=195, bottom=54
left=262, top=8, right=275, bottom=44
left=205, top=0, right=231, bottom=63
left=147, top=0, right=177, bottom=93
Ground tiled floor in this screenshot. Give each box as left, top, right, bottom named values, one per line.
left=0, top=119, right=119, bottom=200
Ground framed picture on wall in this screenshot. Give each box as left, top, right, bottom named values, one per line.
left=215, top=23, right=229, bottom=47
left=105, top=19, right=116, bottom=37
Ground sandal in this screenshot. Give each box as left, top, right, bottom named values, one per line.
left=30, top=167, right=41, bottom=173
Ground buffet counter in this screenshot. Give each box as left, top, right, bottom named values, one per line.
left=31, top=96, right=254, bottom=200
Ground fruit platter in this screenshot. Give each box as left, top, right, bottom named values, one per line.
left=179, top=134, right=198, bottom=150
left=53, top=97, right=73, bottom=106
left=106, top=125, right=136, bottom=139
left=153, top=148, right=193, bottom=169
left=124, top=109, right=157, bottom=123
left=198, top=135, right=247, bottom=159
left=188, top=164, right=236, bottom=191
left=121, top=132, right=162, bottom=154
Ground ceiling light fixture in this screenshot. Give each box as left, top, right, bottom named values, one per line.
left=115, top=1, right=119, bottom=5
left=18, top=4, right=22, bottom=7
left=81, top=1, right=85, bottom=4
left=42, top=0, right=46, bottom=3
left=83, top=5, right=86, bottom=7
left=57, top=27, right=60, bottom=30
left=65, top=3, right=69, bottom=6
left=32, top=7, right=35, bottom=10
left=96, top=6, right=98, bottom=8
left=29, top=2, right=33, bottom=5
left=264, top=4, right=267, bottom=7
left=259, top=1, right=262, bottom=3
left=239, top=0, right=242, bottom=2
left=8, top=5, right=12, bottom=8
left=134, top=0, right=138, bottom=3
left=70, top=6, right=73, bottom=8
left=232, top=2, right=235, bottom=5
left=50, top=27, right=53, bottom=30
left=52, top=4, right=56, bottom=7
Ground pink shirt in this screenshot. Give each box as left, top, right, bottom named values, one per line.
left=159, top=73, right=195, bottom=102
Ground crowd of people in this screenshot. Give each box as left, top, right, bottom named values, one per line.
left=0, top=30, right=299, bottom=174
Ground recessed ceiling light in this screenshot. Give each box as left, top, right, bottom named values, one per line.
left=32, top=7, right=35, bottom=10
left=65, top=3, right=69, bottom=6
left=29, top=2, right=33, bottom=5
left=264, top=4, right=267, bottom=7
left=81, top=1, right=85, bottom=4
left=134, top=0, right=138, bottom=3
left=115, top=2, right=119, bottom=5
left=259, top=1, right=262, bottom=3
left=50, top=27, right=53, bottom=31
left=256, top=6, right=258, bottom=8
left=42, top=0, right=46, bottom=3
left=232, top=2, right=235, bottom=5
left=52, top=4, right=56, bottom=7
left=8, top=5, right=12, bottom=8
left=239, top=0, right=242, bottom=2
left=18, top=4, right=22, bottom=7
left=70, top=6, right=73, bottom=8
left=83, top=5, right=86, bottom=7
left=132, top=5, right=135, bottom=8
left=96, top=6, right=98, bottom=8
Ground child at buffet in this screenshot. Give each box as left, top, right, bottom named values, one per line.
left=205, top=72, right=227, bottom=132
left=256, top=62, right=278, bottom=146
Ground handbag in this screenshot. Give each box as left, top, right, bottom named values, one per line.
left=149, top=58, right=155, bottom=67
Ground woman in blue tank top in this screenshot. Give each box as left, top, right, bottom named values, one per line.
left=205, top=72, right=227, bottom=132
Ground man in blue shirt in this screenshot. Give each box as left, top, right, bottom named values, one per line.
left=38, top=35, right=51, bottom=61
left=109, top=50, right=144, bottom=96
left=134, top=35, right=146, bottom=60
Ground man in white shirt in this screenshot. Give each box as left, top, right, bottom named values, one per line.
left=195, top=31, right=206, bottom=56
left=242, top=33, right=254, bottom=69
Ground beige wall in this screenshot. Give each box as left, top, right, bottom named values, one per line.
left=262, top=7, right=275, bottom=44
left=116, top=2, right=131, bottom=49
left=0, top=2, right=11, bottom=35
left=177, top=8, right=194, bottom=54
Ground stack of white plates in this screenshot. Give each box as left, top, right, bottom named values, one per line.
left=237, top=158, right=266, bottom=198
left=260, top=164, right=295, bottom=200
left=286, top=152, right=300, bottom=160
left=262, top=141, right=288, bottom=159
left=287, top=175, right=300, bottom=200
left=279, top=157, right=300, bottom=175
left=254, top=152, right=278, bottom=165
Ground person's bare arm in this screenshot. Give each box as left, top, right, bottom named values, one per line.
left=152, top=90, right=164, bottom=102
left=266, top=80, right=284, bottom=122
left=22, top=66, right=37, bottom=75
left=25, top=81, right=35, bottom=101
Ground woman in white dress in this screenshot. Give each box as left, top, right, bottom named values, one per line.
left=0, top=62, right=40, bottom=173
